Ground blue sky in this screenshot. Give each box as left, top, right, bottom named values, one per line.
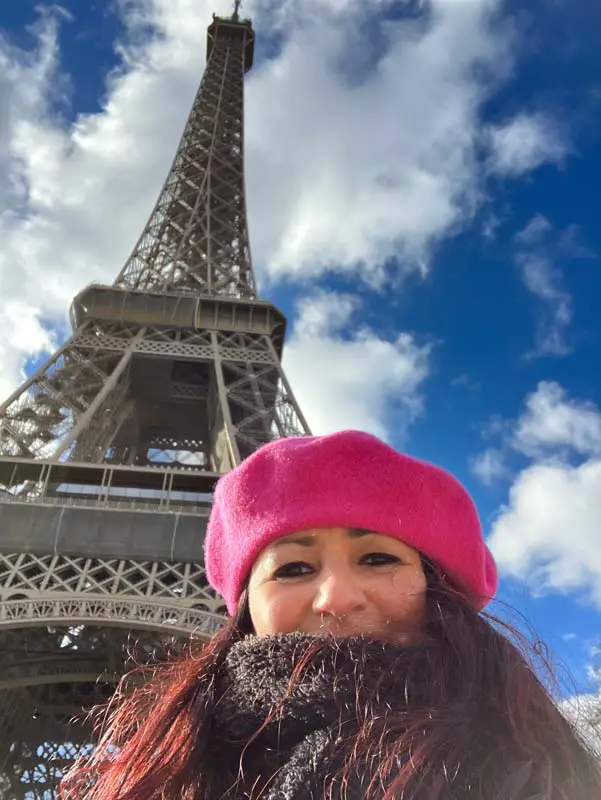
left=1, top=0, right=600, bottom=706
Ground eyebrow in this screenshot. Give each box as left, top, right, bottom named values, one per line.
left=271, top=528, right=376, bottom=548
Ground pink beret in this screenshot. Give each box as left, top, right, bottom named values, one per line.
left=204, top=430, right=497, bottom=615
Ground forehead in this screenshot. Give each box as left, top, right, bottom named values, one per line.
left=271, top=527, right=378, bottom=547
left=266, top=528, right=422, bottom=554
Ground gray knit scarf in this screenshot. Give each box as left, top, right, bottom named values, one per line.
left=206, top=632, right=427, bottom=800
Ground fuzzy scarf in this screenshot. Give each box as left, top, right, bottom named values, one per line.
left=205, top=632, right=430, bottom=800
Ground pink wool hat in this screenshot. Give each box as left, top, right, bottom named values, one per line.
left=204, top=430, right=498, bottom=615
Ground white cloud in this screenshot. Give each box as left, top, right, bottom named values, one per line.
left=0, top=0, right=566, bottom=401
left=253, top=0, right=392, bottom=25
left=487, top=112, right=567, bottom=176
left=488, top=459, right=601, bottom=603
left=513, top=216, right=572, bottom=357
left=513, top=213, right=552, bottom=246
left=514, top=382, right=601, bottom=459
left=0, top=4, right=204, bottom=312
left=247, top=0, right=513, bottom=284
left=470, top=447, right=508, bottom=485
left=283, top=290, right=430, bottom=438
left=0, top=302, right=56, bottom=401
left=451, top=373, right=480, bottom=391
left=486, top=383, right=601, bottom=606
left=557, top=224, right=597, bottom=261
left=517, top=254, right=572, bottom=356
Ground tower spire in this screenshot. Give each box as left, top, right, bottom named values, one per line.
left=114, top=3, right=256, bottom=297
left=0, top=9, right=310, bottom=797
left=233, top=0, right=242, bottom=20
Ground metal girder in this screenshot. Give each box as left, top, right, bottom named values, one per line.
left=0, top=323, right=309, bottom=468
left=0, top=597, right=223, bottom=638
left=0, top=553, right=223, bottom=613
left=0, top=626, right=184, bottom=799
left=0, top=554, right=224, bottom=796
left=0, top=7, right=311, bottom=797
left=114, top=14, right=255, bottom=296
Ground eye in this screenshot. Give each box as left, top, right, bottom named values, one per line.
left=361, top=553, right=402, bottom=566
left=273, top=561, right=314, bottom=579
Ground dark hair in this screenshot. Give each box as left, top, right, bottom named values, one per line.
left=61, top=564, right=601, bottom=799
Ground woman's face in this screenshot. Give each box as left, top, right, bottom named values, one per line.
left=248, top=527, right=427, bottom=641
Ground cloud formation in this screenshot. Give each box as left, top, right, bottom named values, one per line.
left=470, top=447, right=508, bottom=486
left=489, top=458, right=601, bottom=601
left=283, top=290, right=430, bottom=438
left=247, top=0, right=512, bottom=283
left=487, top=112, right=567, bottom=176
left=483, top=382, right=601, bottom=606
left=513, top=382, right=601, bottom=459
left=0, top=0, right=567, bottom=430
left=512, top=216, right=574, bottom=357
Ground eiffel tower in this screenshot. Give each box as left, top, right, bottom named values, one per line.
left=0, top=4, right=310, bottom=796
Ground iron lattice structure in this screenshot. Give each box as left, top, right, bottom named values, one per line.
left=0, top=6, right=310, bottom=797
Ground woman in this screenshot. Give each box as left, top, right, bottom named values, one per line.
left=61, top=430, right=601, bottom=799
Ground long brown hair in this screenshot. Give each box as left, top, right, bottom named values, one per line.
left=61, top=564, right=601, bottom=799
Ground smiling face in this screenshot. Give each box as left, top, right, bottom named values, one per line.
left=247, top=527, right=427, bottom=642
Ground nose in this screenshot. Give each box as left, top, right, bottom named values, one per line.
left=312, top=566, right=367, bottom=619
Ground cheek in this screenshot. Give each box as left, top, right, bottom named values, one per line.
left=382, top=568, right=427, bottom=623
left=249, top=586, right=307, bottom=636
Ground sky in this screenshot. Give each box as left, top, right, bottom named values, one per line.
left=1, top=0, right=601, bottom=725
